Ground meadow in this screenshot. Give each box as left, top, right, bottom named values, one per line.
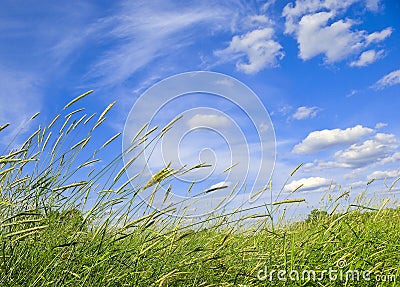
left=0, top=91, right=398, bottom=286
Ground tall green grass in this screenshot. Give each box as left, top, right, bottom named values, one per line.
left=0, top=91, right=398, bottom=286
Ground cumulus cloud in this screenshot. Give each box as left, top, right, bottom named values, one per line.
left=282, top=0, right=360, bottom=34
left=297, top=12, right=363, bottom=62
left=366, top=27, right=393, bottom=45
left=304, top=133, right=400, bottom=171
left=284, top=177, right=331, bottom=192
left=215, top=28, right=284, bottom=74
left=334, top=133, right=398, bottom=168
left=186, top=114, right=230, bottom=129
left=293, top=125, right=374, bottom=154
left=380, top=152, right=400, bottom=165
left=292, top=106, right=319, bottom=120
left=350, top=49, right=384, bottom=67
left=367, top=169, right=400, bottom=180
left=282, top=0, right=391, bottom=66
left=373, top=69, right=400, bottom=89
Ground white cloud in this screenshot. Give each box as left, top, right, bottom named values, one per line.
left=91, top=1, right=232, bottom=86
left=302, top=162, right=314, bottom=170
left=375, top=122, right=387, bottom=129
left=282, top=0, right=360, bottom=34
left=366, top=27, right=393, bottom=44
left=380, top=152, right=400, bottom=165
left=261, top=0, right=277, bottom=12
left=186, top=114, right=230, bottom=129
left=373, top=69, right=400, bottom=90
left=349, top=180, right=368, bottom=188
left=334, top=133, right=398, bottom=168
left=259, top=122, right=270, bottom=132
left=215, top=78, right=235, bottom=87
left=293, top=125, right=374, bottom=154
left=282, top=0, right=383, bottom=33
left=365, top=0, right=381, bottom=11
left=350, top=49, right=384, bottom=67
left=0, top=3, right=96, bottom=146
left=292, top=106, right=319, bottom=120
left=297, top=12, right=363, bottom=62
left=346, top=89, right=358, bottom=97
left=304, top=132, right=400, bottom=171
left=282, top=1, right=391, bottom=65
left=284, top=177, right=331, bottom=192
left=0, top=68, right=41, bottom=145
left=367, top=169, right=400, bottom=180
left=311, top=160, right=350, bottom=169
left=247, top=15, right=271, bottom=25
left=0, top=2, right=97, bottom=71
left=215, top=28, right=284, bottom=74
left=271, top=104, right=292, bottom=116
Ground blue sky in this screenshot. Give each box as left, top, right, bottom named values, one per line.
left=1, top=0, right=400, bottom=217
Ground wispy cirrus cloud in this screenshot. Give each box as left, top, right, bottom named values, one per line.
left=373, top=69, right=400, bottom=90
left=1, top=1, right=98, bottom=71
left=89, top=0, right=233, bottom=86
left=0, top=67, right=41, bottom=145
left=0, top=1, right=99, bottom=148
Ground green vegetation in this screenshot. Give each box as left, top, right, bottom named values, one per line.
left=0, top=92, right=399, bottom=286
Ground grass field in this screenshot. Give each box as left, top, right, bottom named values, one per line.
left=1, top=93, right=398, bottom=286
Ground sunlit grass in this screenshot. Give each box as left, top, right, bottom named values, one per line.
left=0, top=91, right=398, bottom=286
